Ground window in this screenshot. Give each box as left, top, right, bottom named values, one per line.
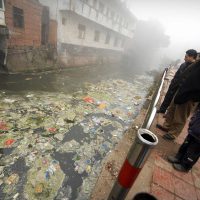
left=114, top=37, right=118, bottom=47
left=119, top=17, right=123, bottom=25
left=0, top=0, right=3, bottom=9
left=125, top=22, right=128, bottom=28
left=121, top=39, right=125, bottom=48
left=94, top=30, right=100, bottom=42
left=106, top=8, right=109, bottom=17
left=111, top=11, right=115, bottom=20
left=99, top=2, right=104, bottom=14
left=13, top=6, right=24, bottom=28
left=105, top=32, right=110, bottom=44
left=78, top=24, right=86, bottom=39
left=116, top=15, right=119, bottom=22
left=96, top=11, right=99, bottom=19
left=62, top=18, right=66, bottom=25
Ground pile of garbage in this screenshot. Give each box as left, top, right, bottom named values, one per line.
left=0, top=76, right=153, bottom=199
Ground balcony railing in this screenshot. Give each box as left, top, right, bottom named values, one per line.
left=58, top=0, right=71, bottom=11
left=58, top=0, right=134, bottom=38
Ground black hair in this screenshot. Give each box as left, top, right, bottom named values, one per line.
left=186, top=49, right=198, bottom=59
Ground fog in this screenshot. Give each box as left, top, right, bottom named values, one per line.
left=123, top=19, right=170, bottom=72
left=128, top=0, right=200, bottom=68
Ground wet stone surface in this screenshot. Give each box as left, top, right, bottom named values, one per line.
left=0, top=66, right=153, bottom=200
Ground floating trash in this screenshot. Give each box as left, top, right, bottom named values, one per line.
left=4, top=139, right=15, bottom=147
left=5, top=173, right=19, bottom=185
left=0, top=75, right=153, bottom=199
left=83, top=96, right=95, bottom=104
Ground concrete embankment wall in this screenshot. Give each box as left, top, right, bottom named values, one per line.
left=5, top=44, right=122, bottom=73
left=58, top=44, right=123, bottom=68
left=6, top=45, right=58, bottom=73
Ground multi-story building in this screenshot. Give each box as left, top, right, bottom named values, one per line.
left=40, top=0, right=137, bottom=66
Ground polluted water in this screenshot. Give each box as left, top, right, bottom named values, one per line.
left=0, top=72, right=153, bottom=200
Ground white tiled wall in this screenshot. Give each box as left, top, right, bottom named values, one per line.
left=58, top=12, right=125, bottom=51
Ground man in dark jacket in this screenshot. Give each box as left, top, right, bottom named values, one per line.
left=174, top=59, right=200, bottom=104
left=157, top=49, right=197, bottom=113
left=167, top=105, right=200, bottom=172
left=156, top=54, right=199, bottom=141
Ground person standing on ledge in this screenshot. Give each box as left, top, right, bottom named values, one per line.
left=157, top=58, right=200, bottom=141
left=157, top=49, right=197, bottom=114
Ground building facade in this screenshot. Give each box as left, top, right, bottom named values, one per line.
left=40, top=0, right=137, bottom=66
left=1, top=0, right=136, bottom=72
left=0, top=0, right=9, bottom=71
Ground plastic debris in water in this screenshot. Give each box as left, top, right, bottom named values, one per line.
left=86, top=165, right=91, bottom=173
left=26, top=94, right=34, bottom=98
left=83, top=97, right=95, bottom=104
left=47, top=128, right=57, bottom=133
left=34, top=183, right=44, bottom=194
left=0, top=121, right=8, bottom=131
left=54, top=133, right=64, bottom=141
left=25, top=78, right=32, bottom=81
left=3, top=98, right=16, bottom=103
left=98, top=103, right=107, bottom=110
left=45, top=171, right=50, bottom=180
left=4, top=139, right=15, bottom=146
left=134, top=95, right=142, bottom=100
left=0, top=76, right=154, bottom=199
left=5, top=173, right=19, bottom=185
left=13, top=193, right=19, bottom=199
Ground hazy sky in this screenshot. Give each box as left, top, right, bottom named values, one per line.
left=129, top=0, right=200, bottom=60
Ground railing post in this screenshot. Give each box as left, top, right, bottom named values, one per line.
left=108, top=129, right=158, bottom=200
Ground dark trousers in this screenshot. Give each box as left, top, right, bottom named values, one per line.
left=176, top=134, right=200, bottom=170
left=160, top=86, right=177, bottom=112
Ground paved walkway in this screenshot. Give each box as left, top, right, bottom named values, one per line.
left=148, top=68, right=200, bottom=200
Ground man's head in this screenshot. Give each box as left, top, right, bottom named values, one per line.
left=184, top=49, right=198, bottom=63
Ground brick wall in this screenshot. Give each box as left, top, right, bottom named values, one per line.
left=5, top=0, right=42, bottom=47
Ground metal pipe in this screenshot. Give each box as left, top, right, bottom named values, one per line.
left=142, top=69, right=167, bottom=128
left=145, top=107, right=157, bottom=130
left=108, top=129, right=158, bottom=200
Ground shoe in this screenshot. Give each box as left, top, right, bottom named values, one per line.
left=156, top=109, right=166, bottom=114
left=173, top=163, right=189, bottom=172
left=163, top=133, right=175, bottom=141
left=167, top=156, right=180, bottom=164
left=156, top=124, right=169, bottom=132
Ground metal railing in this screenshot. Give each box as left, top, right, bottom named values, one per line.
left=142, top=68, right=167, bottom=129
left=107, top=68, right=168, bottom=200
